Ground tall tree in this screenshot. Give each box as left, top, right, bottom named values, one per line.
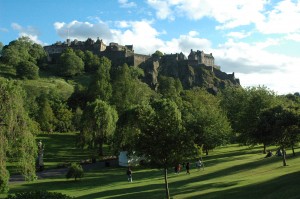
left=134, top=99, right=194, bottom=199
left=182, top=88, right=232, bottom=155
left=111, top=64, right=154, bottom=114
left=0, top=79, right=37, bottom=193
left=259, top=105, right=300, bottom=166
left=87, top=57, right=112, bottom=102
left=80, top=99, right=118, bottom=156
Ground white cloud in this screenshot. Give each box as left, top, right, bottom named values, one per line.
left=118, top=0, right=136, bottom=8
left=214, top=38, right=300, bottom=94
left=0, top=27, right=9, bottom=33
left=54, top=20, right=113, bottom=42
left=11, top=23, right=43, bottom=44
left=256, top=0, right=300, bottom=34
left=285, top=33, right=300, bottom=42
left=227, top=31, right=252, bottom=39
left=147, top=0, right=267, bottom=29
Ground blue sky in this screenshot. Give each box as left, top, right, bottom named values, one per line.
left=1, top=0, right=300, bottom=94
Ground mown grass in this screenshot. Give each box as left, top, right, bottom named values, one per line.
left=2, top=133, right=300, bottom=199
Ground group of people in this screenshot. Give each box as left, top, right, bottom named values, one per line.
left=126, top=159, right=204, bottom=182
left=265, top=149, right=285, bottom=158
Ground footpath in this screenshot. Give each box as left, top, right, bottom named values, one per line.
left=9, top=159, right=118, bottom=183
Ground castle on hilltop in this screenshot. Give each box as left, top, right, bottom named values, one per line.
left=44, top=38, right=219, bottom=69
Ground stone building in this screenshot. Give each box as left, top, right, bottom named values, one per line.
left=44, top=38, right=150, bottom=67
left=188, top=49, right=215, bottom=66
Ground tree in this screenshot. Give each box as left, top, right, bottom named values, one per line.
left=83, top=50, right=100, bottom=72
left=36, top=96, right=56, bottom=132
left=80, top=99, right=118, bottom=156
left=259, top=106, right=300, bottom=166
left=1, top=37, right=46, bottom=68
left=151, top=50, right=163, bottom=59
left=157, top=75, right=183, bottom=106
left=16, top=60, right=39, bottom=79
left=87, top=57, right=112, bottom=102
left=66, top=163, right=84, bottom=181
left=182, top=88, right=232, bottom=155
left=134, top=99, right=194, bottom=199
left=0, top=79, right=37, bottom=193
left=59, top=48, right=84, bottom=77
left=111, top=63, right=155, bottom=114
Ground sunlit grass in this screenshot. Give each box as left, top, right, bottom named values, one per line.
left=2, top=133, right=300, bottom=199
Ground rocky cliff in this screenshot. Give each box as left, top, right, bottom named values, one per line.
left=140, top=57, right=240, bottom=94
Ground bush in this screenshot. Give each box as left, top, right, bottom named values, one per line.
left=0, top=168, right=10, bottom=193
left=6, top=190, right=73, bottom=199
left=66, top=163, right=84, bottom=181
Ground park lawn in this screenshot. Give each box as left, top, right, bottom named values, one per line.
left=2, top=133, right=300, bottom=198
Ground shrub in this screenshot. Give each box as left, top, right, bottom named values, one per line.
left=6, top=190, right=73, bottom=199
left=0, top=168, right=10, bottom=193
left=66, top=163, right=84, bottom=181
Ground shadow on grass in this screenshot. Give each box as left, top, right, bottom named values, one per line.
left=181, top=170, right=300, bottom=199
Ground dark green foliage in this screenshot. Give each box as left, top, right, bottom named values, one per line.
left=182, top=88, right=232, bottom=155
left=1, top=37, right=46, bottom=68
left=0, top=168, right=9, bottom=193
left=87, top=57, right=112, bottom=102
left=80, top=99, right=118, bottom=155
left=59, top=48, right=84, bottom=77
left=6, top=190, right=73, bottom=199
left=83, top=50, right=101, bottom=72
left=152, top=50, right=163, bottom=58
left=16, top=60, right=39, bottom=79
left=0, top=79, right=37, bottom=193
left=66, top=163, right=84, bottom=181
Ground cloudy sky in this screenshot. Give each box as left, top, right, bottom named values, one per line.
left=1, top=0, right=299, bottom=94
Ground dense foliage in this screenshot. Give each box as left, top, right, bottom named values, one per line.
left=66, top=163, right=84, bottom=181
left=0, top=79, right=37, bottom=192
left=6, top=190, right=73, bottom=199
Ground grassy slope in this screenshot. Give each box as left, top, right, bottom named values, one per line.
left=2, top=133, right=299, bottom=199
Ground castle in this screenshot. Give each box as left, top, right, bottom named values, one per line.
left=44, top=38, right=218, bottom=69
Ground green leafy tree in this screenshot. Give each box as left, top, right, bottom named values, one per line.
left=151, top=50, right=163, bottom=59
left=54, top=104, right=73, bottom=132
left=83, top=50, right=101, bottom=72
left=111, top=64, right=155, bottom=114
left=134, top=99, right=194, bottom=199
left=157, top=75, right=183, bottom=106
left=59, top=48, right=84, bottom=77
left=36, top=96, right=56, bottom=132
left=80, top=99, right=118, bottom=155
left=16, top=60, right=39, bottom=79
left=66, top=163, right=84, bottom=181
left=182, top=88, right=231, bottom=155
left=1, top=37, right=46, bottom=68
left=0, top=79, right=37, bottom=193
left=87, top=57, right=112, bottom=102
left=259, top=105, right=300, bottom=166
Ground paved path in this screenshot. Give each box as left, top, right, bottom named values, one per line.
left=9, top=160, right=116, bottom=183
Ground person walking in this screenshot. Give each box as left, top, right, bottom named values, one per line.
left=127, top=167, right=132, bottom=182
left=186, top=162, right=190, bottom=174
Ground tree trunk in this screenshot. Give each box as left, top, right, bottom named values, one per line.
left=282, top=147, right=287, bottom=166
left=164, top=168, right=170, bottom=199
left=263, top=144, right=266, bottom=154
left=205, top=149, right=208, bottom=156
left=292, top=145, right=295, bottom=156
left=98, top=139, right=103, bottom=156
